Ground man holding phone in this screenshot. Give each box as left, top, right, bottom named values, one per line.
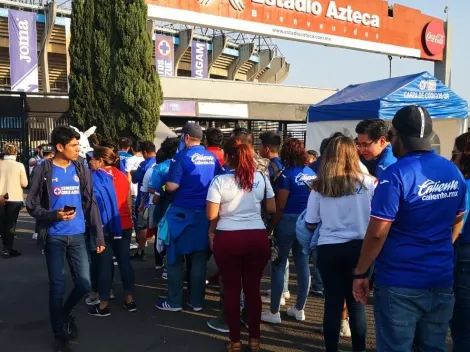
left=26, top=126, right=104, bottom=352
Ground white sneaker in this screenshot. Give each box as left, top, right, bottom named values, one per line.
left=340, top=319, right=351, bottom=337
left=32, top=233, right=38, bottom=240
left=86, top=292, right=100, bottom=306
left=261, top=311, right=282, bottom=324
left=262, top=295, right=286, bottom=306
left=286, top=306, right=306, bottom=321
left=129, top=243, right=138, bottom=250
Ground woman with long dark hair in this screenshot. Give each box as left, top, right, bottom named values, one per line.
left=261, top=138, right=316, bottom=324
left=207, top=136, right=275, bottom=352
left=87, top=146, right=136, bottom=316
left=306, top=136, right=376, bottom=352
left=451, top=132, right=470, bottom=352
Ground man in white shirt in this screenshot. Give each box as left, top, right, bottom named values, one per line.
left=125, top=143, right=144, bottom=250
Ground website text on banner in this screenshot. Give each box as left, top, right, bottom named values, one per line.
left=146, top=0, right=446, bottom=61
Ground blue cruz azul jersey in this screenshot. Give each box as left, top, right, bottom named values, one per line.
left=375, top=144, right=397, bottom=180
left=49, top=164, right=85, bottom=236
left=167, top=145, right=220, bottom=209
left=371, top=151, right=466, bottom=288
left=277, top=166, right=316, bottom=215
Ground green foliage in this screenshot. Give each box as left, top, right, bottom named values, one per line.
left=69, top=0, right=95, bottom=128
left=69, top=0, right=162, bottom=141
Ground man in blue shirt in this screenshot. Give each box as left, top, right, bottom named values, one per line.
left=353, top=106, right=466, bottom=352
left=156, top=123, right=220, bottom=312
left=26, top=126, right=104, bottom=352
left=259, top=131, right=283, bottom=186
left=355, top=119, right=397, bottom=180
left=131, top=141, right=157, bottom=260
left=118, top=137, right=132, bottom=172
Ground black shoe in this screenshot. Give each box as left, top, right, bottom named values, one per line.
left=64, top=316, right=78, bottom=341
left=88, top=304, right=111, bottom=317
left=132, top=251, right=146, bottom=261
left=2, top=248, right=21, bottom=258
left=124, top=301, right=137, bottom=312
left=54, top=335, right=71, bottom=352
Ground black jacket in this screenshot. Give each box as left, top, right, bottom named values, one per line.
left=26, top=159, right=105, bottom=248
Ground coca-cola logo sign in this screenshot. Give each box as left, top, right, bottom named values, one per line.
left=423, top=20, right=446, bottom=56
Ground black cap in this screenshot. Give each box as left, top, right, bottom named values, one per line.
left=182, top=122, right=203, bottom=140
left=392, top=105, right=433, bottom=152
left=42, top=144, right=55, bottom=154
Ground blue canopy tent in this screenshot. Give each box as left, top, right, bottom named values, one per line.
left=306, top=71, right=468, bottom=156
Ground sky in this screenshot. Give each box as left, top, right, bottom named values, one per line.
left=277, top=0, right=470, bottom=103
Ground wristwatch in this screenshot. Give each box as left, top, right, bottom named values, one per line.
left=352, top=268, right=369, bottom=280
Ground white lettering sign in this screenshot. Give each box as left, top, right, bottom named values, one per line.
left=17, top=18, right=31, bottom=63
left=252, top=0, right=380, bottom=27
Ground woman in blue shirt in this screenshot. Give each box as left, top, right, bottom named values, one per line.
left=451, top=131, right=470, bottom=352
left=261, top=138, right=316, bottom=325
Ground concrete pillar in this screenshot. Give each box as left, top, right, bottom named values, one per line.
left=258, top=57, right=290, bottom=84
left=434, top=21, right=452, bottom=86
left=174, top=29, right=194, bottom=74
left=39, top=2, right=57, bottom=93
left=228, top=43, right=255, bottom=80
left=147, top=20, right=155, bottom=36
left=247, top=49, right=274, bottom=82
left=209, top=35, right=228, bottom=71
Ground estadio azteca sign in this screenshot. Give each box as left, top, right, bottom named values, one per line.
left=146, top=0, right=446, bottom=61
left=252, top=0, right=380, bottom=28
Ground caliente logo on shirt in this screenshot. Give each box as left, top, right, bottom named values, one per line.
left=417, top=179, right=459, bottom=201
left=191, top=153, right=215, bottom=165
left=294, top=173, right=316, bottom=186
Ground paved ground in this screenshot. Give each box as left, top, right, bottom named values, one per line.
left=1, top=209, right=381, bottom=352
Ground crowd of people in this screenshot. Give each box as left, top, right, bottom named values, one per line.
left=0, top=104, right=469, bottom=352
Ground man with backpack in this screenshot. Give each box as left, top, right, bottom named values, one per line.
left=259, top=131, right=283, bottom=187
left=26, top=126, right=104, bottom=352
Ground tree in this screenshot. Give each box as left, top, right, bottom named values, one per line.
left=91, top=0, right=115, bottom=140
left=69, top=0, right=95, bottom=128
left=112, top=0, right=163, bottom=141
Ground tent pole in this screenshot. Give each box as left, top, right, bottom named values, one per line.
left=388, top=55, right=393, bottom=78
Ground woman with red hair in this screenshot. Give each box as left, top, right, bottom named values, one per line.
left=207, top=136, right=275, bottom=352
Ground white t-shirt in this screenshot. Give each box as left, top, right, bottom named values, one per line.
left=207, top=172, right=275, bottom=231
left=305, top=174, right=377, bottom=246
left=126, top=155, right=144, bottom=196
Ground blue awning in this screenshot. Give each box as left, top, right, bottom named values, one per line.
left=308, top=72, right=468, bottom=122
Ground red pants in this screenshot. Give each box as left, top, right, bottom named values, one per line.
left=213, top=229, right=271, bottom=342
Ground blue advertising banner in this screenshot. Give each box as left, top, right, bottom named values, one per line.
left=155, top=35, right=174, bottom=77
left=8, top=9, right=38, bottom=92
left=191, top=41, right=208, bottom=79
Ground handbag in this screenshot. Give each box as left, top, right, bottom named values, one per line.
left=260, top=172, right=280, bottom=263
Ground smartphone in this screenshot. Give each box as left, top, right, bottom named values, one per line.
left=64, top=205, right=76, bottom=213
left=3, top=193, right=8, bottom=200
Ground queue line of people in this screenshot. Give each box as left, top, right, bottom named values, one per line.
left=0, top=104, right=464, bottom=352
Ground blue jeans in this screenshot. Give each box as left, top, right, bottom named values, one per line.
left=311, top=248, right=323, bottom=292
left=270, top=215, right=310, bottom=311
left=166, top=249, right=207, bottom=308
left=90, top=229, right=135, bottom=300
left=45, top=234, right=90, bottom=336
left=374, top=285, right=454, bottom=352
left=451, top=244, right=470, bottom=352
